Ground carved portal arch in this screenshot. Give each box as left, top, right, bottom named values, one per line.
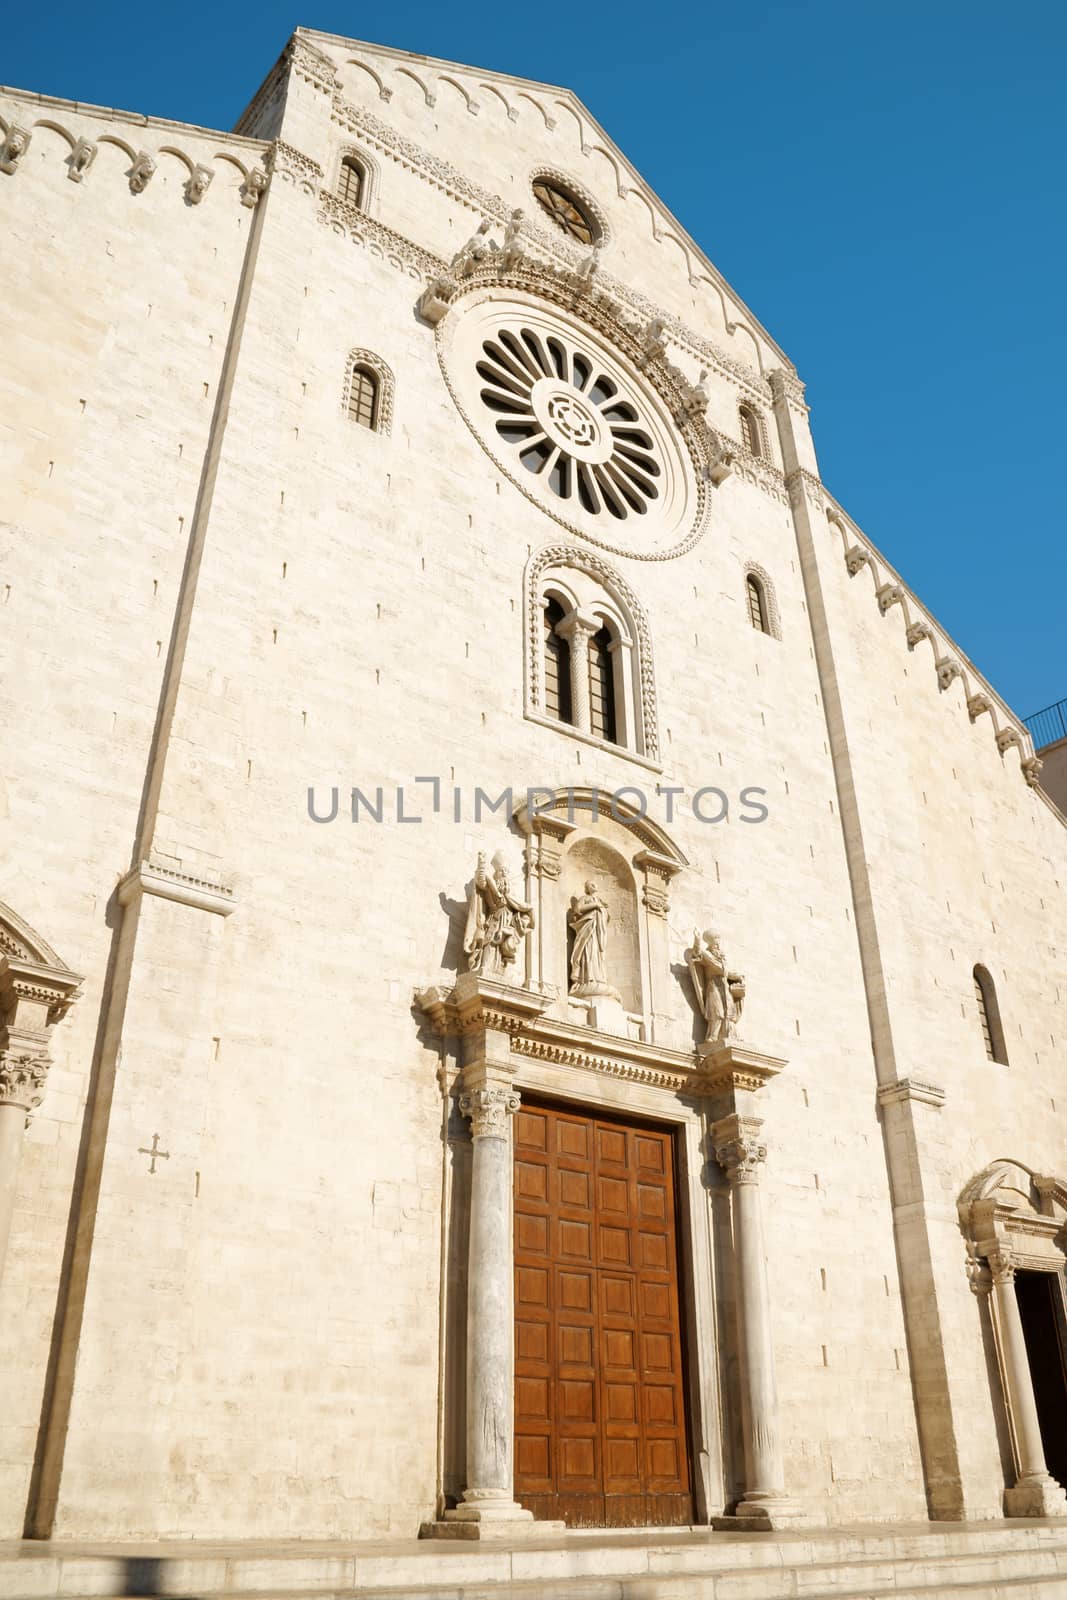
left=959, top=1159, right=1067, bottom=1518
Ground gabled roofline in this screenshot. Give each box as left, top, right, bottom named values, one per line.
left=0, top=82, right=268, bottom=150
left=296, top=27, right=794, bottom=370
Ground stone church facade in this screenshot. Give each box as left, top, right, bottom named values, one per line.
left=1, top=28, right=1065, bottom=1546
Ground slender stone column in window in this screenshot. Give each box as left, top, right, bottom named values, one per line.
left=989, top=1249, right=1067, bottom=1517
left=447, top=1072, right=532, bottom=1528
left=555, top=606, right=600, bottom=736
left=712, top=1112, right=801, bottom=1528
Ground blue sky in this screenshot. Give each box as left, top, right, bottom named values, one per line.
left=7, top=1, right=1064, bottom=723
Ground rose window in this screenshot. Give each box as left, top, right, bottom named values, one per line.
left=477, top=327, right=661, bottom=521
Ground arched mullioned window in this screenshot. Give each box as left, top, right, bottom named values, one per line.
left=342, top=350, right=394, bottom=435
left=543, top=597, right=573, bottom=726
left=347, top=365, right=379, bottom=429
left=739, top=403, right=763, bottom=458
left=588, top=626, right=618, bottom=745
left=338, top=155, right=366, bottom=208
left=528, top=548, right=658, bottom=761
left=746, top=574, right=769, bottom=634
left=974, top=965, right=1009, bottom=1065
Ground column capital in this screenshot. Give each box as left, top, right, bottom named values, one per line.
left=711, top=1113, right=767, bottom=1185
left=987, top=1244, right=1017, bottom=1285
left=554, top=605, right=602, bottom=643
left=0, top=1049, right=50, bottom=1114
left=459, top=1082, right=521, bottom=1139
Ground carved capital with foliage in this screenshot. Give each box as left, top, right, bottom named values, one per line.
left=459, top=1084, right=521, bottom=1139
left=712, top=1113, right=767, bottom=1186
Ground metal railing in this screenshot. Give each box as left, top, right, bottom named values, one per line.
left=1025, top=698, right=1067, bottom=750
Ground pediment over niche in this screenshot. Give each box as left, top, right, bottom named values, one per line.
left=0, top=899, right=65, bottom=966
left=514, top=785, right=688, bottom=870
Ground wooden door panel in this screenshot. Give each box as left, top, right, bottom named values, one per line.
left=514, top=1101, right=692, bottom=1528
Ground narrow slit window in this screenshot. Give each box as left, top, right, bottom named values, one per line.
left=348, top=366, right=379, bottom=430
left=338, top=157, right=365, bottom=209
left=543, top=598, right=573, bottom=725
left=747, top=574, right=769, bottom=634
left=973, top=965, right=1008, bottom=1064
left=588, top=626, right=618, bottom=745
left=739, top=404, right=762, bottom=458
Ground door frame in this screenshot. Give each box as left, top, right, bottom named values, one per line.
left=507, top=1064, right=724, bottom=1525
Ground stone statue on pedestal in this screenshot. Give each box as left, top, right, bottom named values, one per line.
left=463, top=851, right=534, bottom=979
left=568, top=881, right=618, bottom=998
left=686, top=928, right=746, bottom=1045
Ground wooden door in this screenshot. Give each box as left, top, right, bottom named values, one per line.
left=513, top=1100, right=693, bottom=1527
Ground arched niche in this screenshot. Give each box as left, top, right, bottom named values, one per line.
left=563, top=835, right=641, bottom=1017
left=515, top=787, right=686, bottom=1042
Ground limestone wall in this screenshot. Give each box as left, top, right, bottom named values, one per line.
left=1, top=29, right=1057, bottom=1543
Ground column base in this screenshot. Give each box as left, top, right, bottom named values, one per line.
left=423, top=1498, right=565, bottom=1540
left=713, top=1495, right=811, bottom=1531
left=1004, top=1474, right=1067, bottom=1518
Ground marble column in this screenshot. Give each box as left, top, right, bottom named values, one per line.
left=0, top=1062, right=44, bottom=1287
left=990, top=1251, right=1067, bottom=1517
left=556, top=607, right=599, bottom=736
left=447, top=1073, right=534, bottom=1529
left=713, top=1112, right=800, bottom=1527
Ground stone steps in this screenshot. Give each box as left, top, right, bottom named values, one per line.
left=3, top=1524, right=1067, bottom=1600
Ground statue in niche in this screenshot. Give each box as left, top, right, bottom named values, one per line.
left=568, top=881, right=617, bottom=997
left=463, top=851, right=534, bottom=978
left=686, top=929, right=746, bottom=1045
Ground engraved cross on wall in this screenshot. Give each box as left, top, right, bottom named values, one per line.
left=137, top=1133, right=170, bottom=1174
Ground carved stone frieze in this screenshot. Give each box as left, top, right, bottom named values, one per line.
left=767, top=367, right=808, bottom=412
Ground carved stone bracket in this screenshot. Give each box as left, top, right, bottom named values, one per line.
left=118, top=860, right=235, bottom=917
left=844, top=544, right=870, bottom=576
left=0, top=942, right=82, bottom=1123
left=129, top=152, right=156, bottom=194
left=876, top=583, right=904, bottom=614
left=633, top=849, right=683, bottom=920
left=0, top=125, right=31, bottom=175
left=936, top=656, right=963, bottom=691
left=876, top=1077, right=946, bottom=1109
left=68, top=138, right=97, bottom=183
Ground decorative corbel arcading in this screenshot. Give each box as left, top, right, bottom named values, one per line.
left=325, top=90, right=775, bottom=403
left=825, top=496, right=1038, bottom=785
left=0, top=99, right=270, bottom=208
left=0, top=124, right=32, bottom=174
